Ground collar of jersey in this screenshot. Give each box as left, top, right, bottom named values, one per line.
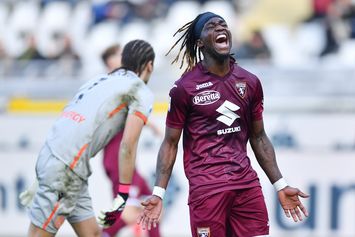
left=197, top=57, right=245, bottom=79
left=111, top=68, right=138, bottom=79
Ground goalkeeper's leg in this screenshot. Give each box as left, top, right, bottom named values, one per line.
left=71, top=217, right=101, bottom=237
left=28, top=223, right=54, bottom=237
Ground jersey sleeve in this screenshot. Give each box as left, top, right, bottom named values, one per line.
left=128, top=85, right=154, bottom=124
left=251, top=78, right=264, bottom=121
left=166, top=82, right=189, bottom=129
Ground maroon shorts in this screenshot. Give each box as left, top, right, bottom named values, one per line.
left=189, top=186, right=269, bottom=237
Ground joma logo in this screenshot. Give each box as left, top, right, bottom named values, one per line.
left=193, top=90, right=220, bottom=105
left=196, top=82, right=213, bottom=90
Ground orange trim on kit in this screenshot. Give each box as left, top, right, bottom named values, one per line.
left=108, top=103, right=127, bottom=118
left=134, top=111, right=148, bottom=124
left=42, top=201, right=60, bottom=231
left=69, top=143, right=89, bottom=170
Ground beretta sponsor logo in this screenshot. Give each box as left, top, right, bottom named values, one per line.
left=193, top=90, right=220, bottom=105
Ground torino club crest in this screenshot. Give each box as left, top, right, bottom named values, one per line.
left=236, top=82, right=247, bottom=98
left=197, top=227, right=210, bottom=237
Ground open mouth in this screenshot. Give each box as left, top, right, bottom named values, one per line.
left=215, top=33, right=229, bottom=48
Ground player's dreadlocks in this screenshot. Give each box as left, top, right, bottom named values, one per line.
left=120, top=39, right=155, bottom=76
left=166, top=18, right=201, bottom=73
left=166, top=12, right=224, bottom=73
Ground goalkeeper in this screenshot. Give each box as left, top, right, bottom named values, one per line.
left=20, top=39, right=155, bottom=237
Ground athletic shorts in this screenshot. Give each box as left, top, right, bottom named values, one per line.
left=29, top=145, right=95, bottom=234
left=189, top=186, right=269, bottom=237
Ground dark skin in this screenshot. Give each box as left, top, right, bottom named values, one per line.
left=138, top=16, right=309, bottom=231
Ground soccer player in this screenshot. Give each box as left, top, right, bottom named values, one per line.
left=101, top=44, right=161, bottom=237
left=138, top=12, right=310, bottom=237
left=24, top=39, right=155, bottom=237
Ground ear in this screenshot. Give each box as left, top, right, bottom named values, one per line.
left=146, top=60, right=154, bottom=73
left=197, top=39, right=204, bottom=48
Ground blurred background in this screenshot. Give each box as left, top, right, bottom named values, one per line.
left=0, top=0, right=355, bottom=236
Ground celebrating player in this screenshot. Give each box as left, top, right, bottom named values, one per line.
left=23, top=39, right=155, bottom=237
left=138, top=12, right=309, bottom=237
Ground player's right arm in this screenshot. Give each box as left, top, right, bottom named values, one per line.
left=138, top=126, right=182, bottom=230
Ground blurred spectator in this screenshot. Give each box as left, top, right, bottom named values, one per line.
left=17, top=34, right=45, bottom=61
left=0, top=40, right=6, bottom=60
left=341, top=0, right=355, bottom=38
left=92, top=1, right=133, bottom=25
left=40, top=0, right=80, bottom=7
left=101, top=44, right=121, bottom=73
left=233, top=30, right=271, bottom=61
left=319, top=0, right=355, bottom=57
left=309, top=0, right=334, bottom=19
left=239, top=0, right=312, bottom=40
left=56, top=35, right=81, bottom=76
left=132, top=0, right=164, bottom=22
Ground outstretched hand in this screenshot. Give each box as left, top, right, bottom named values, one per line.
left=278, top=186, right=310, bottom=222
left=137, top=195, right=163, bottom=230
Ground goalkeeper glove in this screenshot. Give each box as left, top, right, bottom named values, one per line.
left=98, top=184, right=130, bottom=227
left=19, top=179, right=38, bottom=207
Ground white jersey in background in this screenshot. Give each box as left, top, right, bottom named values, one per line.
left=45, top=69, right=154, bottom=180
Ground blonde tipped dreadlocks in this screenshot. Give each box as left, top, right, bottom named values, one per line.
left=166, top=19, right=203, bottom=73
left=166, top=12, right=224, bottom=73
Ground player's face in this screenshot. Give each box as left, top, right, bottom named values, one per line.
left=199, top=17, right=232, bottom=59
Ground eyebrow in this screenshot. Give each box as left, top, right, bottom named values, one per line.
left=206, top=19, right=226, bottom=26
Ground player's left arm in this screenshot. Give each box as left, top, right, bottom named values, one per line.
left=119, top=113, right=145, bottom=184
left=249, top=119, right=310, bottom=222
left=98, top=113, right=145, bottom=227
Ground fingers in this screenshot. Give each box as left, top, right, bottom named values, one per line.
left=284, top=208, right=298, bottom=222
left=144, top=217, right=158, bottom=230
left=97, top=210, right=107, bottom=226
left=298, top=191, right=310, bottom=198
left=298, top=202, right=309, bottom=217
left=141, top=200, right=149, bottom=207
left=137, top=213, right=144, bottom=225
left=294, top=206, right=303, bottom=221
left=138, top=211, right=159, bottom=230
left=284, top=206, right=307, bottom=222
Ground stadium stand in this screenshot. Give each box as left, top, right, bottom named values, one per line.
left=0, top=0, right=354, bottom=109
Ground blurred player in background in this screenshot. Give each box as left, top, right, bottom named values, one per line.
left=101, top=44, right=161, bottom=237
left=21, top=39, right=155, bottom=237
left=139, top=12, right=309, bottom=237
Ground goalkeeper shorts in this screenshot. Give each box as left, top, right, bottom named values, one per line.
left=29, top=144, right=95, bottom=233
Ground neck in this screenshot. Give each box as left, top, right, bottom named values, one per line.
left=202, top=56, right=230, bottom=77
left=139, top=70, right=149, bottom=84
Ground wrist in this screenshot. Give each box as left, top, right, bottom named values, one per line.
left=152, top=186, right=165, bottom=200
left=273, top=178, right=288, bottom=192
left=118, top=183, right=130, bottom=202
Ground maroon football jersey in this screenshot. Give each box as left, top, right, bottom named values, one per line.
left=166, top=58, right=264, bottom=204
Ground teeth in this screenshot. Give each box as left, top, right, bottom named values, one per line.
left=216, top=35, right=226, bottom=40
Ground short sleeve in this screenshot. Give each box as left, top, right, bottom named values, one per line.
left=128, top=85, right=154, bottom=124
left=166, top=82, right=189, bottom=128
left=251, top=78, right=264, bottom=121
